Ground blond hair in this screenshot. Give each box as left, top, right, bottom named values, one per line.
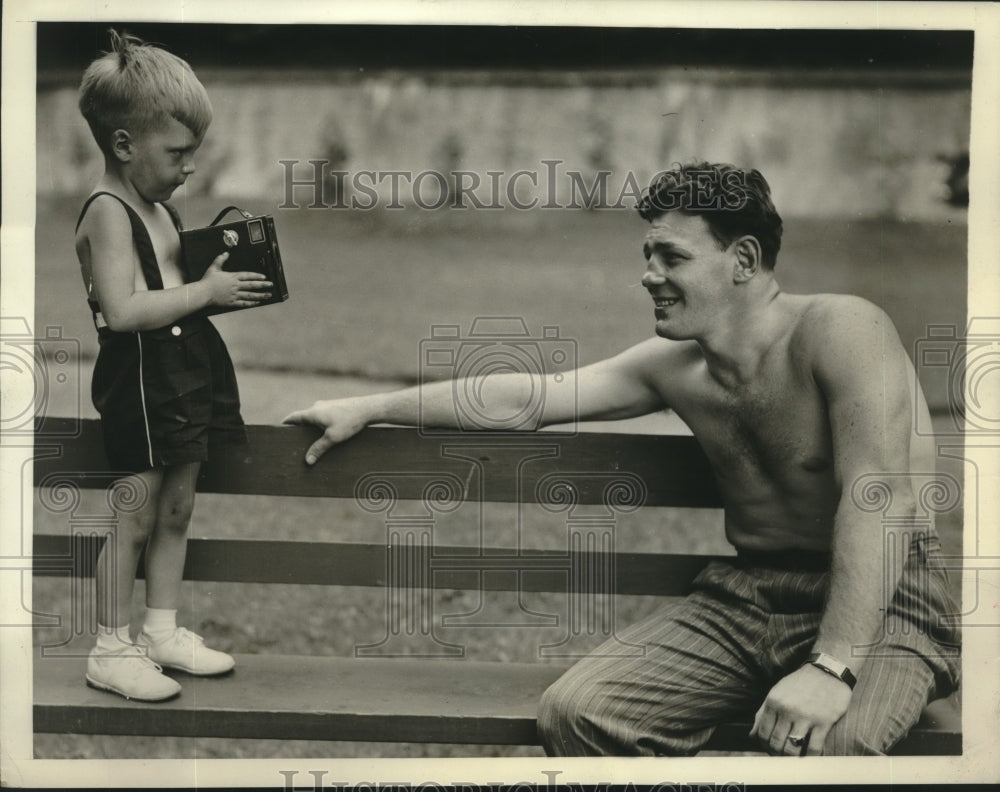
left=79, top=30, right=213, bottom=154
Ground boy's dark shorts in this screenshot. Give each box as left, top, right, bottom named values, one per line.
left=92, top=315, right=247, bottom=474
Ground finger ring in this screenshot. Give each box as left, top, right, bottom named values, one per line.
left=787, top=735, right=806, bottom=747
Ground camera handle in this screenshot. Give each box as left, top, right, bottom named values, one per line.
left=208, top=205, right=255, bottom=226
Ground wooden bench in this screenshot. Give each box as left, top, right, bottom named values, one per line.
left=31, top=417, right=961, bottom=754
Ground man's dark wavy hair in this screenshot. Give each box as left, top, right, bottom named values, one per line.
left=637, top=162, right=783, bottom=269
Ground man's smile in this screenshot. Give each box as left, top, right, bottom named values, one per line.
left=653, top=296, right=680, bottom=307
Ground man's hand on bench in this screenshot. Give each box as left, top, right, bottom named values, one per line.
left=283, top=398, right=372, bottom=465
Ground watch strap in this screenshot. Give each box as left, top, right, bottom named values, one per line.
left=806, top=652, right=857, bottom=689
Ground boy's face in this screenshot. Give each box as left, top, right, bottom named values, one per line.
left=123, top=116, right=202, bottom=203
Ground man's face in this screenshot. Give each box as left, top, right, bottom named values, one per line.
left=641, top=212, right=734, bottom=341
left=126, top=116, right=202, bottom=203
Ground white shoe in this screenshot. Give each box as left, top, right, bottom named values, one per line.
left=137, top=627, right=235, bottom=676
left=86, top=644, right=182, bottom=702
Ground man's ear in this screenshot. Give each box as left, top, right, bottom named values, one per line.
left=110, top=129, right=133, bottom=163
left=732, top=236, right=762, bottom=283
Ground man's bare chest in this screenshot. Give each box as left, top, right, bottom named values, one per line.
left=666, top=363, right=834, bottom=487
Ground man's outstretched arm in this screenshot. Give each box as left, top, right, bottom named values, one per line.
left=751, top=296, right=920, bottom=756
left=283, top=337, right=671, bottom=464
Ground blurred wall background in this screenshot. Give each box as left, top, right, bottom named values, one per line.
left=33, top=23, right=972, bottom=410
left=36, top=24, right=972, bottom=221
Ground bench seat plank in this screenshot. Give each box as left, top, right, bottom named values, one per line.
left=32, top=420, right=961, bottom=756
left=34, top=652, right=565, bottom=744
left=33, top=651, right=960, bottom=754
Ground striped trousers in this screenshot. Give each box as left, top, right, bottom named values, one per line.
left=537, top=538, right=960, bottom=756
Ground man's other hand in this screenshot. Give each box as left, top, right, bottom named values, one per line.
left=750, top=663, right=852, bottom=756
left=282, top=398, right=371, bottom=465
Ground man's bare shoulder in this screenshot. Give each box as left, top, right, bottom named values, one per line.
left=791, top=293, right=898, bottom=353
left=789, top=294, right=908, bottom=391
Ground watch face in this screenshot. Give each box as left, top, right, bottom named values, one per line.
left=824, top=655, right=846, bottom=674
left=809, top=653, right=856, bottom=688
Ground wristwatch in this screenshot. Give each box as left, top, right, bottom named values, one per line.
left=806, top=652, right=857, bottom=689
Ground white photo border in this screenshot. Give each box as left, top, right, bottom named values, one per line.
left=2, top=0, right=998, bottom=787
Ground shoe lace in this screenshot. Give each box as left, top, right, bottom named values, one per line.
left=172, top=627, right=206, bottom=647
left=106, top=643, right=165, bottom=672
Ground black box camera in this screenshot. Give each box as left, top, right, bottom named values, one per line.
left=180, top=206, right=289, bottom=315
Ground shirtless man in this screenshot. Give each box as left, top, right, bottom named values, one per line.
left=284, top=162, right=959, bottom=756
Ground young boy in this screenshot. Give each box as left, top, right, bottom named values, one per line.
left=75, top=31, right=272, bottom=700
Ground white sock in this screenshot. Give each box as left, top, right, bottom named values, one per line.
left=95, top=623, right=132, bottom=653
left=142, top=608, right=177, bottom=642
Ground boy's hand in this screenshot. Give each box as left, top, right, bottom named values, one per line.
left=283, top=398, right=373, bottom=465
left=201, top=252, right=273, bottom=308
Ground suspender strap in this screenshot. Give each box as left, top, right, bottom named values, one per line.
left=76, top=191, right=183, bottom=292
left=161, top=201, right=184, bottom=233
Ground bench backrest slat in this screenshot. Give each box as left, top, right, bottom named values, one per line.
left=33, top=420, right=726, bottom=595
left=32, top=534, right=726, bottom=596
left=33, top=419, right=722, bottom=506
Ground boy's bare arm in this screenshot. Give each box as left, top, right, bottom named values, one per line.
left=283, top=337, right=671, bottom=465
left=83, top=198, right=272, bottom=332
